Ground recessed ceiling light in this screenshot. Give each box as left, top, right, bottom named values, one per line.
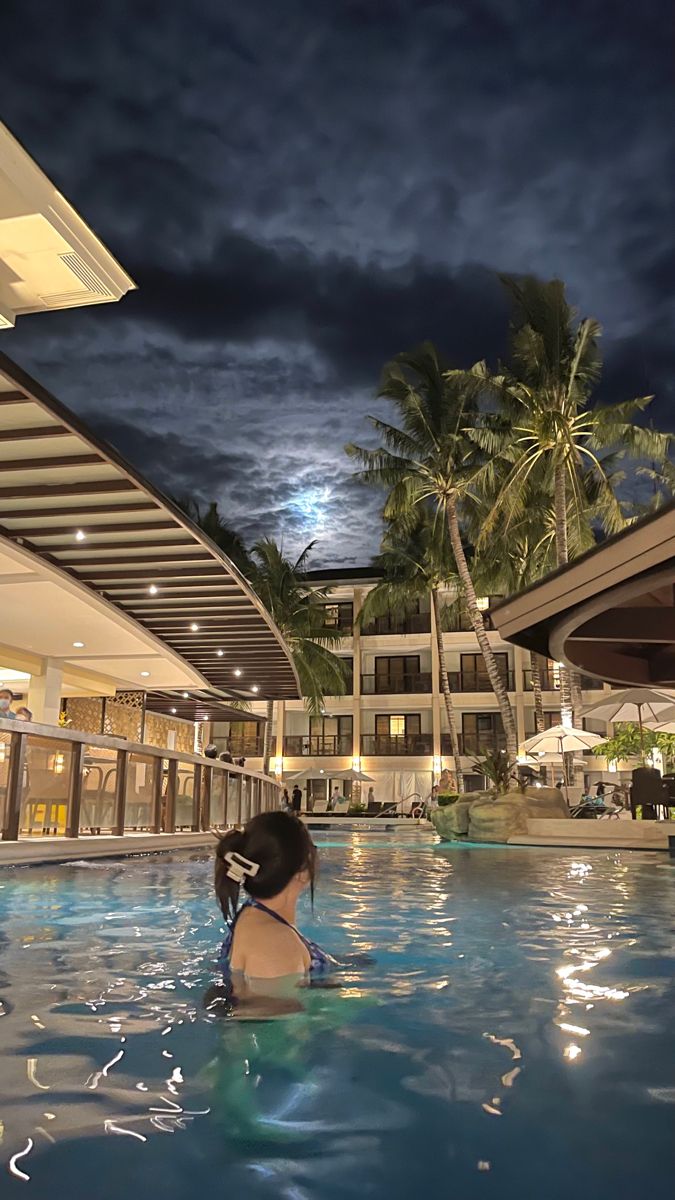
left=72, top=641, right=85, bottom=648
left=182, top=692, right=189, bottom=699
left=140, top=671, right=150, bottom=678
left=170, top=707, right=177, bottom=714
left=216, top=649, right=224, bottom=657
left=251, top=685, right=259, bottom=693
left=148, top=584, right=158, bottom=595
left=75, top=530, right=86, bottom=542
left=233, top=668, right=242, bottom=677
left=190, top=623, right=199, bottom=632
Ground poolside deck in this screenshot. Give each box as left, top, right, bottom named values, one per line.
left=509, top=817, right=673, bottom=851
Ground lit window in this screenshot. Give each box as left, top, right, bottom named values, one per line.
left=390, top=716, right=405, bottom=737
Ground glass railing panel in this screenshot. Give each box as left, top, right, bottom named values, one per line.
left=123, top=753, right=158, bottom=833
left=79, top=746, right=118, bottom=835
left=19, top=735, right=76, bottom=837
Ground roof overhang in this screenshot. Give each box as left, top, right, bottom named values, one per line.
left=145, top=690, right=266, bottom=724
left=492, top=503, right=675, bottom=686
left=0, top=121, right=135, bottom=328
left=0, top=354, right=300, bottom=700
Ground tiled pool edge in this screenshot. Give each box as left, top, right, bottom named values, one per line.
left=0, top=831, right=217, bottom=867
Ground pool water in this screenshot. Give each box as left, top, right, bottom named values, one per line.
left=1, top=836, right=674, bottom=1198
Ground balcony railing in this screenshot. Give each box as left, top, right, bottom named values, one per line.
left=361, top=733, right=433, bottom=756
left=441, top=732, right=508, bottom=756
left=361, top=671, right=432, bottom=695
left=227, top=737, right=264, bottom=757
left=446, top=670, right=514, bottom=693
left=0, top=717, right=280, bottom=842
left=523, top=669, right=605, bottom=691
left=361, top=612, right=431, bottom=636
left=284, top=734, right=352, bottom=756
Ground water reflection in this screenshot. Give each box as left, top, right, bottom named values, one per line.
left=0, top=846, right=673, bottom=1197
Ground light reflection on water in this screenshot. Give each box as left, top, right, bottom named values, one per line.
left=0, top=840, right=674, bottom=1198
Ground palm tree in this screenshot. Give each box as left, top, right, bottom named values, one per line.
left=346, top=342, right=519, bottom=756
left=469, top=275, right=670, bottom=724
left=248, top=539, right=348, bottom=772
left=174, top=497, right=252, bottom=575
left=358, top=516, right=465, bottom=792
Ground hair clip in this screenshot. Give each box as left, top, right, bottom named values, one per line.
left=224, top=850, right=260, bottom=884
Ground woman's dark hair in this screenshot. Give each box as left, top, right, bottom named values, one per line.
left=215, top=811, right=317, bottom=925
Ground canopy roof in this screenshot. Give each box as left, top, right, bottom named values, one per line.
left=492, top=503, right=675, bottom=687
left=145, top=690, right=265, bottom=724
left=0, top=353, right=300, bottom=700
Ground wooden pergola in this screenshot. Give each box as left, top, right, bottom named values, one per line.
left=0, top=353, right=300, bottom=700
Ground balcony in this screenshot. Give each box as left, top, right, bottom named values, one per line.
left=446, top=670, right=514, bottom=693
left=227, top=737, right=264, bottom=757
left=523, top=669, right=604, bottom=691
left=361, top=612, right=431, bottom=636
left=283, top=734, right=352, bottom=756
left=361, top=671, right=432, bottom=695
left=361, top=733, right=433, bottom=756
left=442, top=732, right=507, bottom=756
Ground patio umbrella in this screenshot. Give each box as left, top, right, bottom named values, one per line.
left=326, top=767, right=375, bottom=783
left=581, top=687, right=675, bottom=756
left=646, top=704, right=675, bottom=735
left=522, top=724, right=606, bottom=803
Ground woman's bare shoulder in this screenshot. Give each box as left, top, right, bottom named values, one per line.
left=231, top=907, right=310, bottom=978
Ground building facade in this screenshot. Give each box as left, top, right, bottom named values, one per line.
left=213, top=568, right=611, bottom=808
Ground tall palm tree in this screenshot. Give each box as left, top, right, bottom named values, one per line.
left=248, top=539, right=348, bottom=772
left=469, top=275, right=670, bottom=724
left=358, top=516, right=465, bottom=792
left=346, top=342, right=518, bottom=756
left=174, top=497, right=252, bottom=576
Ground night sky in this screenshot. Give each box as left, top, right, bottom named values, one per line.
left=2, top=1, right=673, bottom=565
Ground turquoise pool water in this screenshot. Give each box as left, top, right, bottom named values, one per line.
left=0, top=837, right=674, bottom=1198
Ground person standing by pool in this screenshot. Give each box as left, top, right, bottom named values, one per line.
left=291, top=784, right=302, bottom=813
left=216, top=811, right=332, bottom=979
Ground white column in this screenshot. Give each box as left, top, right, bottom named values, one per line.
left=27, top=657, right=64, bottom=725
left=275, top=700, right=285, bottom=773
left=352, top=588, right=363, bottom=766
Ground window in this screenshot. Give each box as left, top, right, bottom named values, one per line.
left=462, top=712, right=505, bottom=753
left=375, top=655, right=420, bottom=679
left=375, top=714, right=421, bottom=737
left=321, top=602, right=353, bottom=632
left=460, top=652, right=509, bottom=684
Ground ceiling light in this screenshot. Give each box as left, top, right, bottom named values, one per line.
left=216, top=649, right=224, bottom=657
left=251, top=685, right=259, bottom=693
left=140, top=671, right=150, bottom=678
left=233, top=668, right=242, bottom=677
left=182, top=692, right=189, bottom=699
left=72, top=641, right=85, bottom=648
left=170, top=707, right=177, bottom=714
left=190, top=623, right=199, bottom=632
left=75, top=529, right=86, bottom=542
left=148, top=584, right=158, bottom=595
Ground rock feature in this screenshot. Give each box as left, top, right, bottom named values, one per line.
left=431, top=785, right=569, bottom=844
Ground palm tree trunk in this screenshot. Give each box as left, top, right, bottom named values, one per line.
left=530, top=650, right=545, bottom=734
left=262, top=698, right=274, bottom=775
left=446, top=497, right=518, bottom=757
left=432, top=587, right=464, bottom=793
left=553, top=460, right=577, bottom=786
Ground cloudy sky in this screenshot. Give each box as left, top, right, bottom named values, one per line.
left=2, top=0, right=673, bottom=565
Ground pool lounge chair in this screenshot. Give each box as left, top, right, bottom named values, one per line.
left=332, top=798, right=349, bottom=815
left=312, top=798, right=329, bottom=814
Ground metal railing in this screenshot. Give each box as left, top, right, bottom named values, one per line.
left=283, top=734, right=352, bottom=756
left=0, top=717, right=280, bottom=842
left=446, top=670, right=514, bottom=693
left=361, top=612, right=431, bottom=636
left=361, top=733, right=433, bottom=756
left=440, top=732, right=507, bottom=756
left=361, top=671, right=432, bottom=695
left=227, top=737, right=265, bottom=757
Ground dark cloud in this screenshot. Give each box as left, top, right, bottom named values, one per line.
left=1, top=0, right=673, bottom=566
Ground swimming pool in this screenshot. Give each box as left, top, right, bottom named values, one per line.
left=0, top=836, right=673, bottom=1198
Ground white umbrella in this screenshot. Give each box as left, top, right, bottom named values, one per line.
left=522, top=724, right=606, bottom=803
left=647, top=704, right=675, bottom=735
left=326, top=767, right=375, bottom=783
left=581, top=687, right=675, bottom=756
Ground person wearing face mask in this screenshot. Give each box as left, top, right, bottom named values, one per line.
left=0, top=688, right=16, bottom=719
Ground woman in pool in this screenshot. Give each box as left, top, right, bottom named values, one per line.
left=215, top=810, right=333, bottom=981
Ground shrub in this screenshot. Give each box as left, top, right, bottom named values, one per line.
left=348, top=802, right=367, bottom=816
left=437, top=792, right=460, bottom=807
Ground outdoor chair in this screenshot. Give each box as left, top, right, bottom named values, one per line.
left=311, top=798, right=328, bottom=814
left=332, top=798, right=349, bottom=815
